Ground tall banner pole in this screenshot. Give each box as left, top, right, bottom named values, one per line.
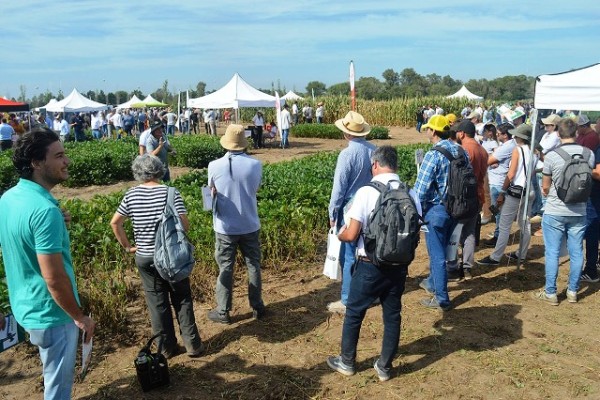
left=350, top=60, right=356, bottom=111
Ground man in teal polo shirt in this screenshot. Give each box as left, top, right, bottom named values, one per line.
left=0, top=127, right=95, bottom=400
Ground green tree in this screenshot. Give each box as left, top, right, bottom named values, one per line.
left=86, top=90, right=96, bottom=101
left=18, top=85, right=27, bottom=102
left=328, top=82, right=350, bottom=96
left=355, top=77, right=385, bottom=100
left=306, top=81, right=327, bottom=97
left=196, top=81, right=206, bottom=97
left=131, top=89, right=144, bottom=99
left=382, top=68, right=400, bottom=88
left=97, top=90, right=107, bottom=104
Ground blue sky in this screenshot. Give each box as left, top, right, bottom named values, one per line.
left=2, top=1, right=599, bottom=99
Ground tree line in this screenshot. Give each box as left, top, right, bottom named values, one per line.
left=16, top=68, right=535, bottom=109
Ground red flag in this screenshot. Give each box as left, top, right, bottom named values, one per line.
left=349, top=61, right=356, bottom=111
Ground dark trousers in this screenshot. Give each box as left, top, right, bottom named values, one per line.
left=583, top=215, right=600, bottom=279
left=341, top=260, right=407, bottom=371
left=135, top=255, right=202, bottom=354
left=0, top=140, right=12, bottom=151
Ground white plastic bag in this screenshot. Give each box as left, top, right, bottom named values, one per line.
left=323, top=228, right=342, bottom=280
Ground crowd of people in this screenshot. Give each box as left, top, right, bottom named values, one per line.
left=1, top=102, right=600, bottom=397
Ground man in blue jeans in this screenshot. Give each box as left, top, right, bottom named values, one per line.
left=327, top=111, right=376, bottom=314
left=0, top=127, right=95, bottom=400
left=413, top=115, right=460, bottom=311
left=537, top=118, right=595, bottom=305
left=327, top=146, right=421, bottom=381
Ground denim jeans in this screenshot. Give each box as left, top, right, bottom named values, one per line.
left=489, top=184, right=503, bottom=238
left=337, top=203, right=357, bottom=306
left=214, top=230, right=264, bottom=312
left=92, top=129, right=102, bottom=139
left=583, top=203, right=599, bottom=278
left=281, top=129, right=289, bottom=148
left=28, top=322, right=79, bottom=400
left=423, top=204, right=456, bottom=308
left=530, top=173, right=544, bottom=216
left=341, top=261, right=407, bottom=371
left=135, top=256, right=202, bottom=354
left=542, top=214, right=586, bottom=294
left=167, top=124, right=175, bottom=136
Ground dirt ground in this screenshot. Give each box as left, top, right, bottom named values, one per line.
left=2, top=127, right=600, bottom=399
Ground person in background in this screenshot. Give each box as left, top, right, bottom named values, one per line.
left=316, top=102, right=324, bottom=124
left=292, top=101, right=299, bottom=125
left=0, top=117, right=15, bottom=151
left=252, top=111, right=265, bottom=148
left=280, top=104, right=291, bottom=149
left=576, top=114, right=599, bottom=151
left=0, top=127, right=95, bottom=400
left=206, top=125, right=266, bottom=324
left=145, top=121, right=174, bottom=181
left=327, top=111, right=376, bottom=314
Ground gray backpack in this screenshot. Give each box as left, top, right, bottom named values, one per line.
left=363, top=181, right=421, bottom=267
left=553, top=146, right=593, bottom=204
left=153, top=187, right=195, bottom=283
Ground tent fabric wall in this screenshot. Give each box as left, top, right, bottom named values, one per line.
left=446, top=85, right=483, bottom=100
left=45, top=89, right=108, bottom=112
left=117, top=95, right=143, bottom=109
left=188, top=73, right=279, bottom=109
left=281, top=91, right=304, bottom=101
left=131, top=95, right=167, bottom=108
left=534, top=63, right=600, bottom=111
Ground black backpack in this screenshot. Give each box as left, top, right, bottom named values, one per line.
left=553, top=146, right=593, bottom=204
left=363, top=180, right=421, bottom=267
left=434, top=146, right=479, bottom=220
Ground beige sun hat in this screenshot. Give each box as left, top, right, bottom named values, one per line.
left=541, top=114, right=561, bottom=125
left=334, top=111, right=371, bottom=136
left=220, top=124, right=249, bottom=151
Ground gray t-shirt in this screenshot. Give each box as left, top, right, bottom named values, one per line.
left=488, top=139, right=516, bottom=186
left=543, top=143, right=595, bottom=216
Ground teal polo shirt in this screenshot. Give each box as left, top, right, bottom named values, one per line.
left=0, top=179, right=80, bottom=329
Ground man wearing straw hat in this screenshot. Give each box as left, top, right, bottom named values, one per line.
left=327, top=111, right=376, bottom=314
left=207, top=125, right=266, bottom=324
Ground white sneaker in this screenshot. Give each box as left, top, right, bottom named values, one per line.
left=566, top=290, right=577, bottom=303
left=327, top=300, right=347, bottom=314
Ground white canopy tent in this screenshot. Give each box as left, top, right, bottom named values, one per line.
left=534, top=63, right=600, bottom=111
left=446, top=85, right=484, bottom=101
left=45, top=89, right=109, bottom=112
left=117, top=95, right=143, bottom=109
left=36, top=98, right=58, bottom=111
left=188, top=73, right=280, bottom=109
left=281, top=90, right=304, bottom=101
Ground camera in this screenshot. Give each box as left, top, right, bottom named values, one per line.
left=135, top=333, right=170, bottom=392
left=489, top=204, right=500, bottom=216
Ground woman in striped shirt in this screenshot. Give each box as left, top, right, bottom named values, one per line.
left=110, top=154, right=203, bottom=358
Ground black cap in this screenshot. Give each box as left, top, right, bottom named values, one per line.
left=454, top=119, right=476, bottom=136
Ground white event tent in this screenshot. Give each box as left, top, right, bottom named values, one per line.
left=281, top=90, right=304, bottom=101
left=188, top=73, right=280, bottom=109
left=534, top=63, right=600, bottom=111
left=117, top=95, right=143, bottom=109
left=45, top=89, right=109, bottom=112
left=36, top=98, right=58, bottom=111
left=446, top=85, right=483, bottom=101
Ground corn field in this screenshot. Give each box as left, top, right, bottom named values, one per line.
left=237, top=95, right=479, bottom=127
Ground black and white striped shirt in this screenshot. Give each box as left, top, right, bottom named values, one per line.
left=117, top=185, right=187, bottom=257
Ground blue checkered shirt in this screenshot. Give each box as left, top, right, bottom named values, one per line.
left=414, top=139, right=466, bottom=212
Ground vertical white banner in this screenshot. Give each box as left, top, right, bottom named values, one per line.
left=275, top=91, right=282, bottom=139
left=350, top=60, right=356, bottom=111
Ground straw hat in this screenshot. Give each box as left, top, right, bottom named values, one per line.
left=334, top=111, right=371, bottom=136
left=220, top=124, right=248, bottom=151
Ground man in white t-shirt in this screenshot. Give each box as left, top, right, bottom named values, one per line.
left=138, top=122, right=163, bottom=155
left=327, top=145, right=421, bottom=382
left=163, top=108, right=177, bottom=136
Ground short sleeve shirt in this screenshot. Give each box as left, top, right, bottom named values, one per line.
left=543, top=143, right=595, bottom=216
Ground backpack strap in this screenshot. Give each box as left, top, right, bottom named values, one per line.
left=367, top=180, right=395, bottom=193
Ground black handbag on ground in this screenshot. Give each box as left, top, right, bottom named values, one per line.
left=134, top=333, right=170, bottom=392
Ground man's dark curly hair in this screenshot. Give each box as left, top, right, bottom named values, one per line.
left=13, top=127, right=60, bottom=179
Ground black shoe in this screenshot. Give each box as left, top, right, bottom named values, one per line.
left=208, top=309, right=231, bottom=324
left=447, top=268, right=464, bottom=282
left=477, top=256, right=500, bottom=266
left=482, top=237, right=497, bottom=248
left=187, top=342, right=205, bottom=358
left=506, top=251, right=523, bottom=262
left=252, top=307, right=267, bottom=320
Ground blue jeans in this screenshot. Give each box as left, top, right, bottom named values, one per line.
left=281, top=129, right=289, bottom=148
left=92, top=129, right=102, bottom=139
left=341, top=261, right=407, bottom=370
left=583, top=202, right=600, bottom=278
left=167, top=124, right=175, bottom=136
left=489, top=184, right=503, bottom=238
left=416, top=121, right=423, bottom=132
left=27, top=322, right=79, bottom=400
left=337, top=203, right=356, bottom=305
left=542, top=214, right=586, bottom=294
left=530, top=173, right=543, bottom=217
left=423, top=204, right=456, bottom=308
left=214, top=230, right=264, bottom=312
